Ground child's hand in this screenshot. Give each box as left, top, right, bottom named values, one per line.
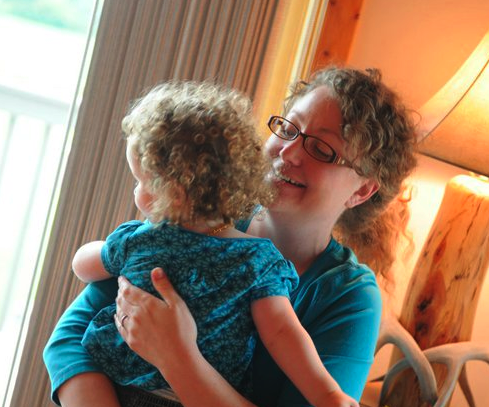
left=318, top=389, right=359, bottom=407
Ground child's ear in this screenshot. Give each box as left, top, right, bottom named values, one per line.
left=171, top=184, right=188, bottom=208
left=170, top=184, right=195, bottom=222
left=345, top=178, right=379, bottom=208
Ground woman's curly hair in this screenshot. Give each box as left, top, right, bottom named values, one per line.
left=284, top=67, right=418, bottom=287
left=121, top=81, right=274, bottom=224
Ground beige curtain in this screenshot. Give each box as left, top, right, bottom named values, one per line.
left=9, top=0, right=279, bottom=405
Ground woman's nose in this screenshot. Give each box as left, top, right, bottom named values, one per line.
left=278, top=136, right=304, bottom=165
left=265, top=133, right=304, bottom=164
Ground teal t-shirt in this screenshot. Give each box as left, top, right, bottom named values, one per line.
left=44, top=226, right=381, bottom=406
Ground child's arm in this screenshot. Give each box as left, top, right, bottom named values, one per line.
left=251, top=296, right=359, bottom=407
left=72, top=241, right=111, bottom=283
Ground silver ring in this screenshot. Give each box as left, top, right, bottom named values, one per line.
left=120, top=314, right=129, bottom=328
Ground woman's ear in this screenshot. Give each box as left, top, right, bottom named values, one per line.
left=345, top=178, right=379, bottom=208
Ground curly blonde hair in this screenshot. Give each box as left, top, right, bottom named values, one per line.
left=122, top=81, right=274, bottom=224
left=284, top=67, right=418, bottom=286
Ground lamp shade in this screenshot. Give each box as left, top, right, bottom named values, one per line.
left=418, top=31, right=489, bottom=176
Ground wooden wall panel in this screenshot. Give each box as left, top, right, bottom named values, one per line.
left=311, top=0, right=364, bottom=71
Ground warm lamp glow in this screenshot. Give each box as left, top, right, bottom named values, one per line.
left=418, top=31, right=489, bottom=176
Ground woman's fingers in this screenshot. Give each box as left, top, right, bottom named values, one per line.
left=115, top=277, right=145, bottom=331
left=113, top=267, right=198, bottom=370
left=117, top=276, right=145, bottom=305
left=150, top=267, right=180, bottom=306
left=115, top=272, right=172, bottom=331
left=114, top=313, right=125, bottom=332
left=114, top=312, right=130, bottom=345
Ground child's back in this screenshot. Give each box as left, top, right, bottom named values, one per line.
left=82, top=219, right=297, bottom=395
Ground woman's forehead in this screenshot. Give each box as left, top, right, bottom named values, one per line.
left=288, top=86, right=342, bottom=135
left=295, top=85, right=337, bottom=109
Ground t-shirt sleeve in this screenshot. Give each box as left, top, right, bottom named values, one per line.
left=43, top=278, right=118, bottom=405
left=250, top=259, right=299, bottom=302
left=101, top=220, right=143, bottom=277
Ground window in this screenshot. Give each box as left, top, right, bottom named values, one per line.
left=0, top=1, right=100, bottom=405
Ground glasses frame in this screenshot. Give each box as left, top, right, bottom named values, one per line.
left=267, top=115, right=351, bottom=167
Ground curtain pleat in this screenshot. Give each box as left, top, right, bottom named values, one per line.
left=9, top=0, right=279, bottom=405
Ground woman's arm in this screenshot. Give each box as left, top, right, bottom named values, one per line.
left=57, top=372, right=120, bottom=407
left=43, top=278, right=120, bottom=406
left=115, top=269, right=257, bottom=407
left=251, top=297, right=358, bottom=407
left=72, top=240, right=111, bottom=283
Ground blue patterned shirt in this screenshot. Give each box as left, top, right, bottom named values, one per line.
left=81, top=220, right=298, bottom=394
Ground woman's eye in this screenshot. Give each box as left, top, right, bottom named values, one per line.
left=310, top=140, right=334, bottom=160
left=279, top=126, right=296, bottom=139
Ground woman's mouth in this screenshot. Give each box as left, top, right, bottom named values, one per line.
left=272, top=168, right=306, bottom=188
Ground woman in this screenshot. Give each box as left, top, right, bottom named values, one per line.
left=44, top=66, right=417, bottom=407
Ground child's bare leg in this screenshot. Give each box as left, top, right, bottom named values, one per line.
left=58, top=372, right=121, bottom=407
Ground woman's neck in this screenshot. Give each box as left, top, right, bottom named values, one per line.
left=248, top=209, right=333, bottom=275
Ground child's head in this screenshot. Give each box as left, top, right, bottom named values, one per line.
left=122, top=81, right=274, bottom=224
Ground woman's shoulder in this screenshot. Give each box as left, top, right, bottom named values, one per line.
left=292, top=238, right=382, bottom=322
left=304, top=238, right=377, bottom=282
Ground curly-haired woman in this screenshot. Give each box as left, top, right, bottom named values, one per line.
left=44, top=67, right=418, bottom=407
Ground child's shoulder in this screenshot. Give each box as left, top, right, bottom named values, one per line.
left=221, top=228, right=286, bottom=260
left=108, top=219, right=147, bottom=236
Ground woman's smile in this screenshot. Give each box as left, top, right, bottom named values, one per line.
left=271, top=165, right=306, bottom=188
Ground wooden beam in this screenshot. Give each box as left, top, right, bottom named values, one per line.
left=310, top=0, right=364, bottom=72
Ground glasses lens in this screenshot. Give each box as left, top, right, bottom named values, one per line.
left=303, top=137, right=335, bottom=163
left=269, top=117, right=298, bottom=140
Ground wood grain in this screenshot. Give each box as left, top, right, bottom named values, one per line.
left=310, top=0, right=364, bottom=71
left=383, top=175, right=489, bottom=406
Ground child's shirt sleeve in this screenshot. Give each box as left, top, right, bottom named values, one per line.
left=100, top=220, right=144, bottom=277
left=251, top=258, right=299, bottom=302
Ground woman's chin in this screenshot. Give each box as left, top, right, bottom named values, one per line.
left=268, top=185, right=304, bottom=212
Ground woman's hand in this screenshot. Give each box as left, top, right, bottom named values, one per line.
left=318, top=390, right=360, bottom=407
left=115, top=269, right=257, bottom=407
left=114, top=268, right=198, bottom=375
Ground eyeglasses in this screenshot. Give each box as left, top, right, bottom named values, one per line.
left=267, top=115, right=351, bottom=167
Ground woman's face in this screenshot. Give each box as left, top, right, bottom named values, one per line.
left=265, top=85, right=375, bottom=223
